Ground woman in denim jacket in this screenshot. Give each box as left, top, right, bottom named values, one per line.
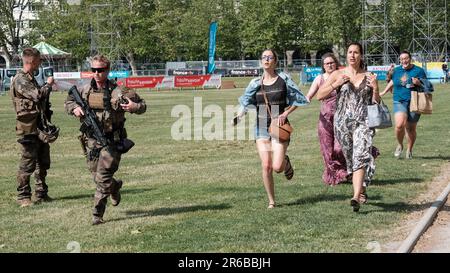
left=235, top=49, right=308, bottom=208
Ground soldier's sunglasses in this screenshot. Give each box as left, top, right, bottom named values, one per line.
left=91, top=67, right=108, bottom=73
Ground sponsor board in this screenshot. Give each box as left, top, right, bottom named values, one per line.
left=54, top=72, right=81, bottom=79
left=126, top=76, right=165, bottom=89
left=108, top=70, right=130, bottom=79
left=175, top=75, right=211, bottom=87
left=203, top=74, right=221, bottom=88
left=52, top=71, right=223, bottom=90
left=229, top=69, right=259, bottom=76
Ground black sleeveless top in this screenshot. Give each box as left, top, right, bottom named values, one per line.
left=256, top=76, right=287, bottom=119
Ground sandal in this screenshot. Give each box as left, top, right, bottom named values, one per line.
left=284, top=155, right=294, bottom=180
left=350, top=198, right=360, bottom=212
left=360, top=187, right=368, bottom=204
left=268, top=203, right=276, bottom=209
left=360, top=192, right=368, bottom=204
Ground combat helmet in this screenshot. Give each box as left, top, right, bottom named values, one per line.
left=37, top=123, right=59, bottom=143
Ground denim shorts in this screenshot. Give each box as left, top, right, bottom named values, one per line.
left=254, top=116, right=271, bottom=140
left=393, top=101, right=421, bottom=123
left=254, top=117, right=290, bottom=144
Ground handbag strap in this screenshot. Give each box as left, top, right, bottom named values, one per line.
left=260, top=75, right=274, bottom=119
left=375, top=98, right=386, bottom=106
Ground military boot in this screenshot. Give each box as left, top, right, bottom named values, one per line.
left=17, top=198, right=33, bottom=207
left=33, top=194, right=53, bottom=204
left=92, top=216, right=104, bottom=225
left=111, top=179, right=122, bottom=207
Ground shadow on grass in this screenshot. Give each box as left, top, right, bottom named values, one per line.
left=360, top=201, right=438, bottom=215
left=413, top=155, right=450, bottom=160
left=372, top=177, right=424, bottom=185
left=108, top=203, right=232, bottom=223
left=283, top=193, right=349, bottom=207
left=122, top=188, right=154, bottom=195
left=54, top=193, right=93, bottom=201
left=53, top=187, right=154, bottom=201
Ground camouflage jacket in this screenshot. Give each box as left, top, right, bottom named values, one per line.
left=10, top=69, right=52, bottom=136
left=64, top=79, right=146, bottom=136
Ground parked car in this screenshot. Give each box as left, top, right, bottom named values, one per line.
left=1, top=66, right=53, bottom=92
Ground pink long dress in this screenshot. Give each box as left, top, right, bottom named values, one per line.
left=316, top=75, right=348, bottom=185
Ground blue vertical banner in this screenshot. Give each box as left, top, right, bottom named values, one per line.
left=207, top=21, right=218, bottom=74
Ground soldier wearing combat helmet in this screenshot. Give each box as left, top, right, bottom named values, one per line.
left=10, top=48, right=56, bottom=207
left=65, top=54, right=146, bottom=225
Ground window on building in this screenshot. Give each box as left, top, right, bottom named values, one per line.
left=28, top=20, right=38, bottom=28
left=15, top=20, right=24, bottom=29
left=29, top=2, right=44, bottom=12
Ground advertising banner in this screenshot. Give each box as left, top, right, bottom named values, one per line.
left=50, top=72, right=222, bottom=90
left=203, top=74, right=222, bottom=88
left=229, top=69, right=259, bottom=76
left=108, top=71, right=130, bottom=79
left=207, top=21, right=218, bottom=74
left=159, top=76, right=175, bottom=89
left=367, top=65, right=391, bottom=81
left=170, top=69, right=204, bottom=76
left=303, top=67, right=322, bottom=83
left=414, top=62, right=447, bottom=83
left=54, top=72, right=81, bottom=79
left=125, top=76, right=165, bottom=89
left=81, top=72, right=95, bottom=78
left=175, top=75, right=211, bottom=88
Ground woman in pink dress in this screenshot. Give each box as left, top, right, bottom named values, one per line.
left=305, top=53, right=348, bottom=185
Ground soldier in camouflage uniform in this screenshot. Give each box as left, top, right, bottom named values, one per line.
left=65, top=55, right=146, bottom=225
left=10, top=48, right=55, bottom=207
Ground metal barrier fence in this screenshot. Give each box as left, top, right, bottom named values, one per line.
left=45, top=59, right=316, bottom=77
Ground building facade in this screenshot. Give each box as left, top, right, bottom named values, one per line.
left=0, top=0, right=69, bottom=68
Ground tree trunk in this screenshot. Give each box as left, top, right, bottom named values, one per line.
left=126, top=52, right=137, bottom=76
left=1, top=46, right=12, bottom=65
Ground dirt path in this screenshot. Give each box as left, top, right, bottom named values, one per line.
left=381, top=162, right=450, bottom=253
left=413, top=197, right=450, bottom=253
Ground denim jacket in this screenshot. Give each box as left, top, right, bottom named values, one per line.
left=238, top=72, right=309, bottom=113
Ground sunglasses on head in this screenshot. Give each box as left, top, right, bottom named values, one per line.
left=91, top=67, right=108, bottom=73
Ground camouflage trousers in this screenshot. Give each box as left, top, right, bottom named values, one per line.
left=16, top=135, right=50, bottom=200
left=86, top=138, right=122, bottom=218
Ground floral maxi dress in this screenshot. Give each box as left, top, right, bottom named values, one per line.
left=316, top=75, right=348, bottom=185
left=334, top=77, right=375, bottom=185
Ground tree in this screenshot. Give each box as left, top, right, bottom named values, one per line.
left=0, top=0, right=31, bottom=65
left=21, top=0, right=448, bottom=66
left=150, top=0, right=193, bottom=62
left=301, top=0, right=362, bottom=59
left=110, top=0, right=157, bottom=74
left=215, top=0, right=241, bottom=60
left=28, top=0, right=90, bottom=65
left=238, top=0, right=304, bottom=61
left=30, top=0, right=157, bottom=74
left=238, top=0, right=277, bottom=59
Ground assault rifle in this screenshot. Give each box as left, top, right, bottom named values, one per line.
left=68, top=85, right=108, bottom=148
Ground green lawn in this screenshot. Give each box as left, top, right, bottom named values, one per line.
left=0, top=78, right=449, bottom=252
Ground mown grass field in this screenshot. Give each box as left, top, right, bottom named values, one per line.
left=0, top=77, right=449, bottom=253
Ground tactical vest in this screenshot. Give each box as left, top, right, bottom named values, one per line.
left=82, top=81, right=127, bottom=134
left=10, top=72, right=40, bottom=136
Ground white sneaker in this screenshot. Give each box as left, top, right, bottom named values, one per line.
left=394, top=145, right=403, bottom=158
left=405, top=149, right=413, bottom=159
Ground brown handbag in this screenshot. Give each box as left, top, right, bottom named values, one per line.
left=410, top=91, right=432, bottom=114
left=260, top=77, right=293, bottom=142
